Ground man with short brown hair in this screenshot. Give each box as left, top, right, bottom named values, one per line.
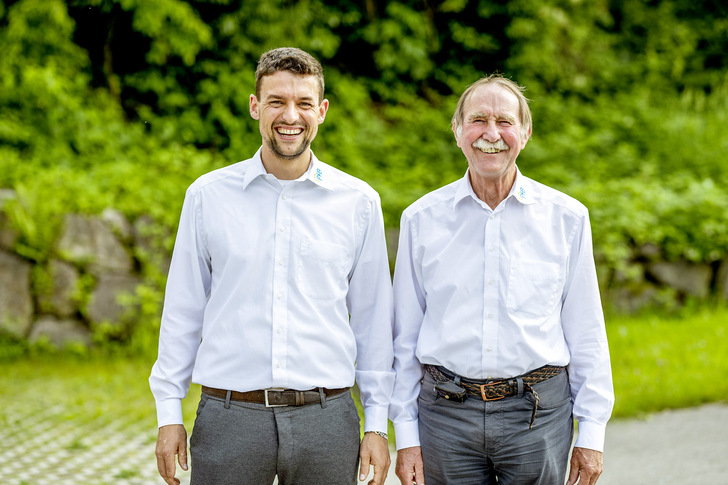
left=151, top=47, right=393, bottom=485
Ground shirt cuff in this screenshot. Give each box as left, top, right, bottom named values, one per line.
left=155, top=398, right=184, bottom=428
left=574, top=419, right=606, bottom=452
left=393, top=420, right=420, bottom=450
left=363, top=404, right=389, bottom=434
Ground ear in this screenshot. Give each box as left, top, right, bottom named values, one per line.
left=520, top=125, right=532, bottom=149
left=317, top=99, right=329, bottom=124
left=249, top=94, right=260, bottom=120
left=452, top=121, right=462, bottom=146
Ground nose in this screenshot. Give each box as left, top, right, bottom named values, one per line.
left=481, top=121, right=500, bottom=142
left=281, top=102, right=300, bottom=124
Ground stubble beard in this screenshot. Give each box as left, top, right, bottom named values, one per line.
left=265, top=126, right=312, bottom=161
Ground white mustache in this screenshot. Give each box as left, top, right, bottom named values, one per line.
left=473, top=138, right=509, bottom=152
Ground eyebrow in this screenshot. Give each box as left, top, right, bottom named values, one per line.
left=467, top=112, right=517, bottom=123
left=265, top=93, right=316, bottom=102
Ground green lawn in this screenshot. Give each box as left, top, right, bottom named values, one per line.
left=607, top=307, right=728, bottom=417
left=1, top=307, right=727, bottom=434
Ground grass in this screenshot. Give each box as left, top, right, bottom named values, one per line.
left=1, top=306, right=727, bottom=434
left=607, top=306, right=728, bottom=418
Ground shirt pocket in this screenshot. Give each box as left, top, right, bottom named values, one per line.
left=295, top=237, right=349, bottom=300
left=506, top=259, right=562, bottom=319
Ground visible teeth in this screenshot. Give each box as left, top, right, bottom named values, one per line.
left=473, top=139, right=508, bottom=153
left=278, top=127, right=303, bottom=135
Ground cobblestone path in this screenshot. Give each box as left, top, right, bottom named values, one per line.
left=1, top=403, right=189, bottom=485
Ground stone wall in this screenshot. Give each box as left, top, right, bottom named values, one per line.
left=2, top=199, right=728, bottom=348
left=0, top=190, right=168, bottom=348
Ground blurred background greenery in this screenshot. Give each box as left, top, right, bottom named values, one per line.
left=1, top=0, right=727, bottom=419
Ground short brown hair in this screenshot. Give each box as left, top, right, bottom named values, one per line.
left=255, top=47, right=325, bottom=102
left=452, top=74, right=532, bottom=138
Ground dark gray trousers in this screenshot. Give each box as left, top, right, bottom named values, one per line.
left=189, top=390, right=360, bottom=484
left=418, top=370, right=574, bottom=485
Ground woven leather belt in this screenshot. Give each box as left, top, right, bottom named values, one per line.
left=201, top=386, right=349, bottom=407
left=425, top=364, right=565, bottom=428
left=426, top=364, right=565, bottom=401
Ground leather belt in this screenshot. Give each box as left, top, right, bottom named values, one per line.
left=425, top=364, right=565, bottom=428
left=201, top=386, right=349, bottom=407
left=426, top=364, right=565, bottom=401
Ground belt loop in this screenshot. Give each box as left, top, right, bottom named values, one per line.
left=318, top=387, right=327, bottom=408
left=516, top=377, right=524, bottom=397
left=224, top=390, right=232, bottom=409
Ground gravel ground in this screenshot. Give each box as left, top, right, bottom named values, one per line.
left=2, top=403, right=726, bottom=484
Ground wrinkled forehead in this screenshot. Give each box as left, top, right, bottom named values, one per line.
left=463, top=84, right=521, bottom=120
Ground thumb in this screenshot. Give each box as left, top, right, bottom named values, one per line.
left=566, top=463, right=579, bottom=485
left=178, top=437, right=188, bottom=472
left=359, top=451, right=371, bottom=482
left=414, top=457, right=426, bottom=485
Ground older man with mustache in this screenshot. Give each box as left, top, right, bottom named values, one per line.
left=389, top=75, right=614, bottom=485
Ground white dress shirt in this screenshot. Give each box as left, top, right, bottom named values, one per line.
left=150, top=148, right=394, bottom=433
left=390, top=168, right=614, bottom=452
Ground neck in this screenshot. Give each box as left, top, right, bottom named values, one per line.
left=260, top=148, right=311, bottom=180
left=469, top=169, right=516, bottom=209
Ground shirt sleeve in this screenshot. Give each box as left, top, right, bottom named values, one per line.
left=347, top=194, right=395, bottom=434
left=149, top=188, right=211, bottom=428
left=389, top=212, right=427, bottom=450
left=561, top=210, right=615, bottom=452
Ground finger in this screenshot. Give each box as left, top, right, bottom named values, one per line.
left=414, top=458, right=426, bottom=485
left=565, top=463, right=579, bottom=485
left=370, top=459, right=385, bottom=485
left=359, top=452, right=371, bottom=482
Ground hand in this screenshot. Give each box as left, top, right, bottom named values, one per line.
left=155, top=424, right=188, bottom=485
left=359, top=432, right=391, bottom=485
left=395, top=446, right=425, bottom=485
left=566, top=447, right=603, bottom=485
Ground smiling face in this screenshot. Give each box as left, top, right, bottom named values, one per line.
left=454, top=83, right=531, bottom=184
left=250, top=70, right=328, bottom=176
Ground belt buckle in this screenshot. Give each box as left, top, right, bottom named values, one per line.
left=479, top=382, right=506, bottom=402
left=264, top=388, right=288, bottom=407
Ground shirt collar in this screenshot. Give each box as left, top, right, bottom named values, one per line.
left=453, top=166, right=537, bottom=208
left=242, top=148, right=334, bottom=191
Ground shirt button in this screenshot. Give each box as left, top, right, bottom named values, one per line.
left=276, top=327, right=282, bottom=333
left=487, top=313, right=494, bottom=319
left=281, top=195, right=287, bottom=200
left=488, top=247, right=495, bottom=252
left=277, top=362, right=282, bottom=368
left=277, top=294, right=282, bottom=300
left=488, top=279, right=495, bottom=285
left=490, top=214, right=496, bottom=220
left=277, top=259, right=283, bottom=266
left=279, top=226, right=285, bottom=232
left=486, top=346, right=493, bottom=352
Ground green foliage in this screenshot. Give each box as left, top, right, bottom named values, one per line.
left=1, top=0, right=727, bottom=348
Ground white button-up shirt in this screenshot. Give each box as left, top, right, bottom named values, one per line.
left=390, top=168, right=614, bottom=451
left=150, top=149, right=394, bottom=433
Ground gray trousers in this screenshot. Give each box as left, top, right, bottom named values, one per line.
left=189, top=390, right=361, bottom=484
left=418, top=369, right=574, bottom=485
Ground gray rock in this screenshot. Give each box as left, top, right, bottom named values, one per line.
left=85, top=274, right=142, bottom=326
left=647, top=261, right=713, bottom=298
left=101, top=208, right=133, bottom=244
left=29, top=316, right=91, bottom=348
left=717, top=258, right=728, bottom=302
left=56, top=214, right=133, bottom=275
left=0, top=250, right=34, bottom=337
left=37, top=259, right=81, bottom=317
